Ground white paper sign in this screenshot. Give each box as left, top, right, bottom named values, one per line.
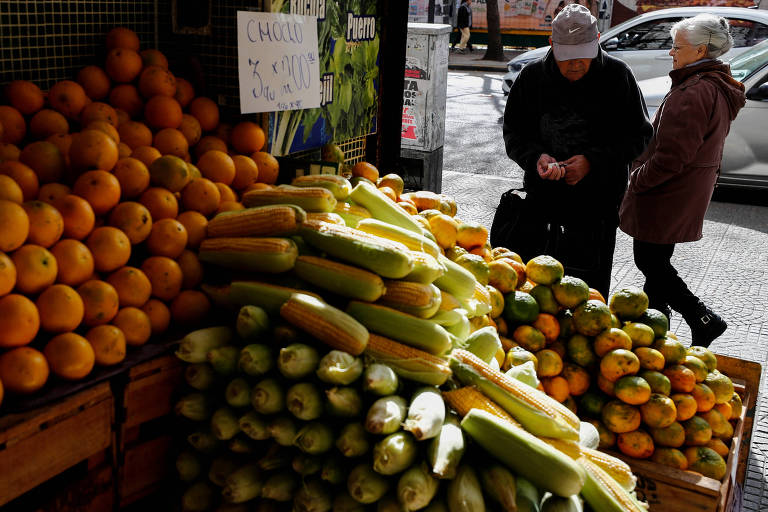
left=237, top=11, right=321, bottom=113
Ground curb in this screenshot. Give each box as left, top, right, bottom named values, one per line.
left=448, top=63, right=508, bottom=72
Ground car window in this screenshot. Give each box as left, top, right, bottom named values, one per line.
left=729, top=40, right=768, bottom=81
left=612, top=18, right=681, bottom=51
left=727, top=19, right=768, bottom=48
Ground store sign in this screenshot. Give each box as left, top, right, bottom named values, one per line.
left=237, top=11, right=321, bottom=113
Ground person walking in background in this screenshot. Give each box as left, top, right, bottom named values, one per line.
left=619, top=14, right=745, bottom=347
left=456, top=0, right=473, bottom=54
left=502, top=4, right=652, bottom=298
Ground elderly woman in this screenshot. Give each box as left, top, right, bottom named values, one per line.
left=619, top=14, right=745, bottom=348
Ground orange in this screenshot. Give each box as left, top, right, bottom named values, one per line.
left=252, top=152, right=280, bottom=184
left=44, top=332, right=95, bottom=381
left=601, top=400, right=642, bottom=434
left=181, top=177, right=221, bottom=216
left=617, top=430, right=654, bottom=459
left=230, top=121, right=266, bottom=154
left=0, top=199, right=29, bottom=252
left=170, top=290, right=211, bottom=325
left=215, top=183, right=237, bottom=203
left=78, top=279, right=120, bottom=326
left=5, top=80, right=45, bottom=115
left=50, top=239, right=94, bottom=287
left=86, top=325, right=127, bottom=366
left=193, top=136, right=227, bottom=160
left=29, top=109, right=69, bottom=140
left=197, top=150, right=235, bottom=185
left=713, top=402, right=733, bottom=421
left=706, top=438, right=730, bottom=457
left=0, top=294, right=40, bottom=347
left=12, top=244, right=57, bottom=294
left=113, top=157, right=151, bottom=199
left=671, top=393, right=698, bottom=422
left=0, top=252, right=16, bottom=296
left=456, top=222, right=488, bottom=250
left=650, top=421, right=686, bottom=448
left=230, top=154, right=259, bottom=190
left=109, top=84, right=144, bottom=118
left=0, top=175, right=24, bottom=203
left=19, top=141, right=65, bottom=184
left=0, top=160, right=39, bottom=201
left=683, top=416, right=713, bottom=446
left=597, top=373, right=615, bottom=396
left=73, top=169, right=122, bottom=215
left=640, top=393, right=677, bottom=428
left=22, top=200, right=64, bottom=248
left=85, top=121, right=120, bottom=146
left=0, top=106, right=26, bottom=144
left=541, top=375, right=570, bottom=403
left=86, top=226, right=131, bottom=273
left=691, top=383, right=716, bottom=413
left=512, top=324, right=546, bottom=352
left=378, top=186, right=397, bottom=202
left=36, top=284, right=84, bottom=333
left=531, top=313, right=560, bottom=343
left=144, top=95, right=182, bottom=130
left=54, top=194, right=95, bottom=241
left=146, top=218, right=188, bottom=258
left=105, top=47, right=143, bottom=83
left=117, top=121, right=153, bottom=150
left=177, top=249, right=204, bottom=289
left=179, top=114, right=202, bottom=147
left=140, top=299, right=170, bottom=335
left=561, top=363, right=590, bottom=396
left=141, top=256, right=183, bottom=301
left=140, top=186, right=178, bottom=220
left=663, top=365, right=697, bottom=393
left=116, top=110, right=132, bottom=127
left=215, top=122, right=233, bottom=145
left=600, top=348, right=640, bottom=382
left=0, top=347, right=49, bottom=394
left=0, top=143, right=21, bottom=162
left=131, top=145, right=162, bottom=167
left=80, top=101, right=119, bottom=127
left=48, top=80, right=88, bottom=120
left=535, top=349, right=563, bottom=377
left=112, top=306, right=152, bottom=346
left=46, top=134, right=72, bottom=159
left=76, top=65, right=111, bottom=100
left=593, top=327, right=633, bottom=357
left=176, top=211, right=208, bottom=249
left=651, top=447, right=687, bottom=470
left=352, top=161, right=379, bottom=182
left=118, top=141, right=131, bottom=159
left=614, top=375, right=652, bottom=406
left=69, top=129, right=120, bottom=173
left=138, top=65, right=177, bottom=98
left=108, top=201, right=153, bottom=244
left=140, top=49, right=169, bottom=69
left=106, top=27, right=140, bottom=51
left=189, top=96, right=219, bottom=131
left=174, top=78, right=195, bottom=108
left=634, top=347, right=665, bottom=372
left=487, top=258, right=517, bottom=293
left=107, top=266, right=152, bottom=309
left=153, top=128, right=189, bottom=157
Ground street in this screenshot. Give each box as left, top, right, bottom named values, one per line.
left=441, top=69, right=768, bottom=508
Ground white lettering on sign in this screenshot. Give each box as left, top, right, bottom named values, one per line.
left=237, top=11, right=321, bottom=113
left=346, top=12, right=375, bottom=42
left=290, top=0, right=326, bottom=20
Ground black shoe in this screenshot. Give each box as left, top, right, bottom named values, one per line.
left=685, top=304, right=727, bottom=348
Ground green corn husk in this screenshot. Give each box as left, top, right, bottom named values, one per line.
left=287, top=382, right=325, bottom=421
left=294, top=422, right=334, bottom=454
left=261, top=471, right=298, bottom=502
left=278, top=343, right=320, bottom=379
left=176, top=451, right=202, bottom=482
left=321, top=456, right=347, bottom=485
left=222, top=463, right=263, bottom=503
left=403, top=387, right=445, bottom=441
left=239, top=411, right=270, bottom=441
left=293, top=454, right=324, bottom=476
left=208, top=345, right=241, bottom=375
left=268, top=415, right=299, bottom=447
left=336, top=422, right=371, bottom=458
left=239, top=344, right=274, bottom=376
left=373, top=432, right=418, bottom=476
left=225, top=378, right=252, bottom=408
left=175, top=326, right=234, bottom=363
left=376, top=494, right=403, bottom=512
left=185, top=363, right=216, bottom=390
left=333, top=491, right=367, bottom=512
left=365, top=395, right=407, bottom=435
left=317, top=350, right=364, bottom=385
left=211, top=407, right=241, bottom=440
left=176, top=393, right=213, bottom=421
left=294, top=478, right=333, bottom=512
left=257, top=443, right=292, bottom=471
left=187, top=430, right=221, bottom=454
left=397, top=462, right=440, bottom=511
left=447, top=465, right=485, bottom=512
left=181, top=481, right=215, bottom=512
left=462, top=326, right=502, bottom=364
left=421, top=501, right=448, bottom=512
left=251, top=378, right=285, bottom=414
left=427, top=413, right=465, bottom=479
left=516, top=477, right=541, bottom=512
left=505, top=360, right=540, bottom=389
left=209, top=456, right=240, bottom=487
left=326, top=387, right=363, bottom=417
left=228, top=435, right=258, bottom=454
left=541, top=493, right=584, bottom=512
left=363, top=363, right=400, bottom=396
left=347, top=464, right=390, bottom=504
left=480, top=464, right=517, bottom=511
left=236, top=304, right=270, bottom=340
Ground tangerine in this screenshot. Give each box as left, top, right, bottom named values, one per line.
left=86, top=325, right=127, bottom=366
left=22, top=200, right=64, bottom=248
left=0, top=294, right=40, bottom=347
left=36, top=284, right=84, bottom=333
left=78, top=279, right=120, bottom=326
left=48, top=80, right=88, bottom=120
left=0, top=199, right=30, bottom=251
left=107, top=266, right=152, bottom=307
left=141, top=298, right=171, bottom=335
left=76, top=65, right=111, bottom=100
left=12, top=244, right=57, bottom=294
left=73, top=169, right=121, bottom=214
left=108, top=201, right=153, bottom=244
left=0, top=347, right=49, bottom=393
left=50, top=239, right=94, bottom=287
left=86, top=226, right=131, bottom=273
left=112, top=307, right=152, bottom=346
left=54, top=194, right=95, bottom=240
left=113, top=157, right=151, bottom=199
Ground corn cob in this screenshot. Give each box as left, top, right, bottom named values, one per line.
left=403, top=250, right=445, bottom=284
left=459, top=326, right=502, bottom=364
left=543, top=438, right=636, bottom=492
left=198, top=237, right=298, bottom=273
left=439, top=289, right=463, bottom=310
left=280, top=293, right=369, bottom=355
left=298, top=219, right=414, bottom=279
left=204, top=280, right=320, bottom=315
left=291, top=174, right=352, bottom=199
left=242, top=184, right=337, bottom=212
left=356, top=218, right=442, bottom=260
left=428, top=308, right=465, bottom=327
left=578, top=458, right=647, bottom=512
left=449, top=349, right=580, bottom=440
left=206, top=205, right=306, bottom=238
left=442, top=386, right=520, bottom=425
left=379, top=280, right=442, bottom=318
left=447, top=465, right=485, bottom=512
left=349, top=180, right=424, bottom=234
left=293, top=255, right=385, bottom=302
left=305, top=211, right=346, bottom=225
left=403, top=387, right=446, bottom=441
left=434, top=255, right=478, bottom=300
left=364, top=333, right=452, bottom=386
left=460, top=409, right=587, bottom=498
left=333, top=201, right=371, bottom=227
left=347, top=301, right=452, bottom=355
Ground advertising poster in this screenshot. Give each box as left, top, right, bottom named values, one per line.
left=469, top=0, right=601, bottom=33
left=267, top=0, right=380, bottom=156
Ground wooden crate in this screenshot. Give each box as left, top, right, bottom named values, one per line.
left=611, top=354, right=761, bottom=512
left=115, top=354, right=184, bottom=507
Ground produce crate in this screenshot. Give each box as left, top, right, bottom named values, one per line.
left=611, top=354, right=760, bottom=512
left=115, top=354, right=185, bottom=507
left=0, top=382, right=114, bottom=506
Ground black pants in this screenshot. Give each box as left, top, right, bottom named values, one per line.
left=632, top=239, right=699, bottom=315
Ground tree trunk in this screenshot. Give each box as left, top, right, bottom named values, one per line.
left=483, top=0, right=505, bottom=61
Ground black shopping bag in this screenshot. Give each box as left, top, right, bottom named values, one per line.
left=490, top=188, right=550, bottom=262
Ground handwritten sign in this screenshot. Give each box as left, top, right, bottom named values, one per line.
left=237, top=11, right=321, bottom=113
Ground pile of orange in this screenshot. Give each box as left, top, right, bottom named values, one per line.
left=0, top=26, right=281, bottom=405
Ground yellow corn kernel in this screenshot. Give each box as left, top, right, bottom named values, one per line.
left=365, top=333, right=451, bottom=386
left=206, top=205, right=303, bottom=238
left=442, top=386, right=521, bottom=426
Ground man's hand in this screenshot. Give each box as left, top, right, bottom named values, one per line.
left=562, top=155, right=591, bottom=185
left=536, top=154, right=564, bottom=180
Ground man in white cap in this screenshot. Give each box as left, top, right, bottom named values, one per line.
left=500, top=4, right=652, bottom=297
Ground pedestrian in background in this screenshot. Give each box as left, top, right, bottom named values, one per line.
left=619, top=14, right=745, bottom=347
left=502, top=4, right=652, bottom=298
left=456, top=0, right=473, bottom=54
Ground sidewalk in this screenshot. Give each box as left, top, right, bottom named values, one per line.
left=447, top=46, right=528, bottom=72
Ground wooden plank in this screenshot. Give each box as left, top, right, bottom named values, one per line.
left=36, top=463, right=114, bottom=512
left=634, top=472, right=720, bottom=512
left=122, top=356, right=183, bottom=429
left=118, top=435, right=173, bottom=506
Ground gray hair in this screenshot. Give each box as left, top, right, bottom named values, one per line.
left=671, top=14, right=734, bottom=58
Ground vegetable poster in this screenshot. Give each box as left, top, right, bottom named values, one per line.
left=267, top=0, right=380, bottom=156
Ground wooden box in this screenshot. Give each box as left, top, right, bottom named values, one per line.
left=612, top=354, right=760, bottom=512
left=0, top=382, right=114, bottom=507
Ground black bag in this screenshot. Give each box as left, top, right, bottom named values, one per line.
left=490, top=188, right=551, bottom=262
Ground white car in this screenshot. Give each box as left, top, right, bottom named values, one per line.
left=501, top=6, right=768, bottom=94
left=639, top=39, right=768, bottom=189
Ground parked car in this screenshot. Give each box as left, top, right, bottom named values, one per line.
left=638, top=39, right=768, bottom=190
left=501, top=6, right=768, bottom=94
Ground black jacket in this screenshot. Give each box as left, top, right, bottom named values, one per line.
left=457, top=3, right=472, bottom=29
left=503, top=48, right=652, bottom=222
